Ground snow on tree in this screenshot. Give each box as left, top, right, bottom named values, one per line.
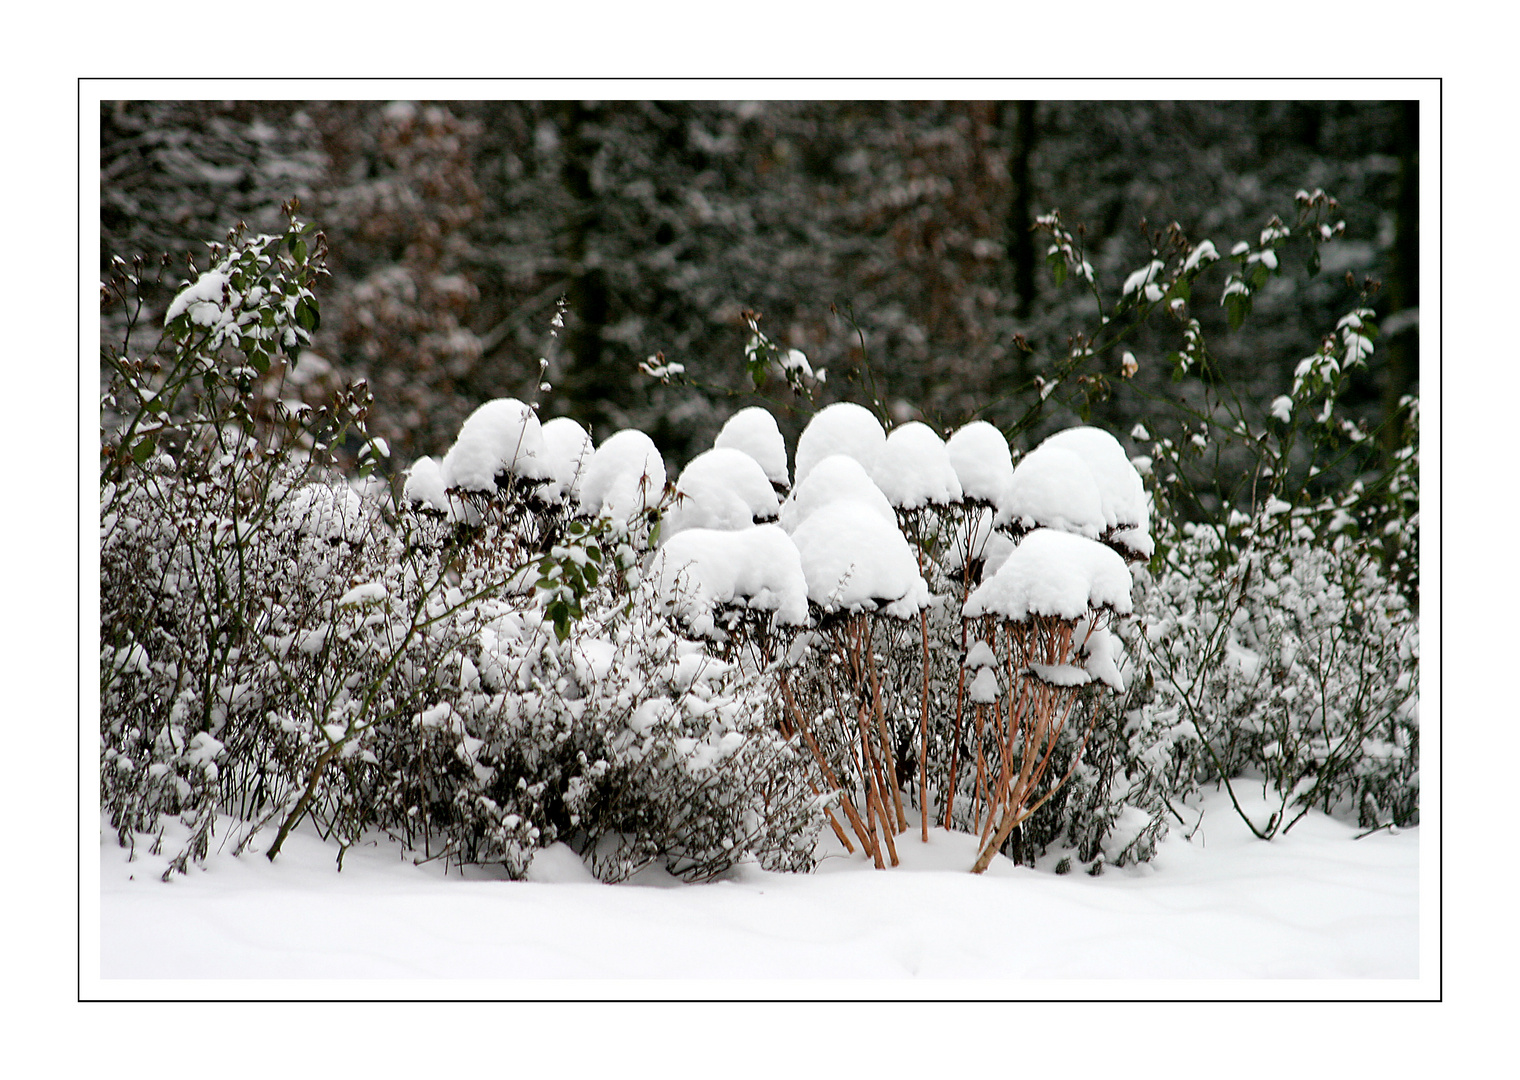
left=402, top=455, right=449, bottom=512
left=793, top=402, right=886, bottom=486
left=713, top=406, right=791, bottom=493
left=871, top=421, right=963, bottom=509
left=963, top=528, right=1134, bottom=625
left=664, top=447, right=782, bottom=540
left=1037, top=426, right=1153, bottom=560
left=649, top=524, right=809, bottom=640
left=577, top=428, right=667, bottom=520
left=959, top=527, right=1136, bottom=874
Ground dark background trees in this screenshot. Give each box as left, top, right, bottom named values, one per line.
left=99, top=98, right=1417, bottom=477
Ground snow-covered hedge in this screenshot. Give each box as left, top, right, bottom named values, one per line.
left=102, top=195, right=1420, bottom=882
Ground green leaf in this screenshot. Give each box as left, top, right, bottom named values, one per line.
left=294, top=296, right=319, bottom=333
left=293, top=239, right=308, bottom=263
left=1248, top=262, right=1270, bottom=290
left=1049, top=254, right=1067, bottom=288
left=131, top=436, right=156, bottom=465
left=1173, top=277, right=1191, bottom=302
left=1307, top=248, right=1321, bottom=277
left=1226, top=295, right=1250, bottom=332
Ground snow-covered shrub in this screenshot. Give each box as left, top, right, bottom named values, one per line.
left=1123, top=506, right=1418, bottom=837
left=101, top=219, right=825, bottom=882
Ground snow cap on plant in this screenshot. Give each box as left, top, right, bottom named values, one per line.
left=440, top=398, right=553, bottom=494
left=963, top=528, right=1133, bottom=623
left=1038, top=426, right=1152, bottom=558
left=1000, top=444, right=1107, bottom=539
left=793, top=402, right=886, bottom=486
left=665, top=448, right=782, bottom=540
left=649, top=524, right=810, bottom=639
left=578, top=429, right=667, bottom=520
left=946, top=421, right=1015, bottom=506
left=536, top=417, right=594, bottom=505
left=778, top=453, right=897, bottom=534
left=872, top=421, right=963, bottom=509
left=713, top=406, right=790, bottom=492
left=790, top=501, right=929, bottom=617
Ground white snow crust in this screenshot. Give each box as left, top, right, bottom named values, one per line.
left=713, top=406, right=790, bottom=490
left=440, top=399, right=552, bottom=493
left=946, top=421, right=1014, bottom=504
left=578, top=429, right=667, bottom=520
left=793, top=402, right=885, bottom=486
left=650, top=524, right=809, bottom=638
left=963, top=528, right=1133, bottom=622
left=789, top=501, right=929, bottom=617
left=872, top=422, right=962, bottom=509
left=778, top=454, right=897, bottom=534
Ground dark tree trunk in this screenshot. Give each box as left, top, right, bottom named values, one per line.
left=1383, top=99, right=1419, bottom=456
left=1007, top=100, right=1039, bottom=321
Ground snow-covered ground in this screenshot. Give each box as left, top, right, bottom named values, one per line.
left=93, top=785, right=1420, bottom=995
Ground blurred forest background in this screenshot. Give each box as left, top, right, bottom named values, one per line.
left=99, top=99, right=1418, bottom=478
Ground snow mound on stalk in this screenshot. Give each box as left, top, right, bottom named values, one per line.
left=872, top=422, right=962, bottom=509
left=793, top=402, right=885, bottom=486
left=578, top=429, right=667, bottom=520
left=963, top=528, right=1133, bottom=622
left=1038, top=426, right=1152, bottom=554
left=778, top=454, right=897, bottom=534
left=946, top=421, right=1014, bottom=505
left=401, top=456, right=450, bottom=513
left=665, top=448, right=781, bottom=539
left=1001, top=444, right=1107, bottom=538
left=713, top=406, right=790, bottom=491
left=650, top=525, right=809, bottom=639
left=790, top=502, right=929, bottom=617
left=440, top=398, right=552, bottom=493
left=536, top=417, right=594, bottom=505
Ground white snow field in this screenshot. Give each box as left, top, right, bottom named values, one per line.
left=96, top=784, right=1417, bottom=989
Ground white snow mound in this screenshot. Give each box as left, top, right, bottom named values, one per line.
left=402, top=456, right=449, bottom=512
left=789, top=502, right=929, bottom=617
left=1001, top=444, right=1107, bottom=538
left=650, top=525, right=809, bottom=638
left=963, top=528, right=1133, bottom=622
left=665, top=448, right=782, bottom=540
left=713, top=406, right=790, bottom=491
left=536, top=417, right=594, bottom=504
left=778, top=454, right=897, bottom=534
left=1038, top=426, right=1151, bottom=537
left=872, top=422, right=963, bottom=509
left=578, top=429, right=667, bottom=520
left=947, top=420, right=1015, bottom=504
left=440, top=398, right=552, bottom=493
left=793, top=402, right=885, bottom=486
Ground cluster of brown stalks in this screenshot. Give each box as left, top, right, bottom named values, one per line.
left=960, top=613, right=1106, bottom=875
left=778, top=612, right=915, bottom=869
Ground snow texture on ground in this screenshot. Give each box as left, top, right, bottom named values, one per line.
left=98, top=786, right=1416, bottom=986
